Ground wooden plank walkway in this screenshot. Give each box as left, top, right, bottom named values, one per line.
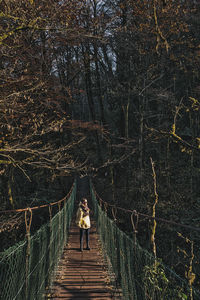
left=48, top=220, right=121, bottom=299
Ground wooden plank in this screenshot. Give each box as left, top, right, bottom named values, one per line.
left=47, top=220, right=121, bottom=300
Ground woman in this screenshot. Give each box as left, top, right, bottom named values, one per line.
left=76, top=198, right=91, bottom=251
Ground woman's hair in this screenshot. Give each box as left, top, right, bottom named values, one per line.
left=82, top=198, right=87, bottom=203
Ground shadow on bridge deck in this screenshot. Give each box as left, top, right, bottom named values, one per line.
left=47, top=220, right=122, bottom=300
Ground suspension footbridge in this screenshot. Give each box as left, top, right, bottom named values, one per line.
left=0, top=179, right=200, bottom=300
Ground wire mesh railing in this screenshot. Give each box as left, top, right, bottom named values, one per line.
left=0, top=181, right=76, bottom=300
left=90, top=181, right=200, bottom=300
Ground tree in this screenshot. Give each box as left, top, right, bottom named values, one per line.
left=0, top=0, right=107, bottom=207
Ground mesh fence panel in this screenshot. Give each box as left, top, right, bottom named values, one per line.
left=0, top=182, right=76, bottom=300
left=90, top=182, right=200, bottom=300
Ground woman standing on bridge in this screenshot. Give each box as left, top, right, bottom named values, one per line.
left=76, top=198, right=91, bottom=251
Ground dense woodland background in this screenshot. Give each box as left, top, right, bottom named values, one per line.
left=0, top=0, right=200, bottom=293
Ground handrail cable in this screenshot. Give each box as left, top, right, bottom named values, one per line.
left=92, top=186, right=200, bottom=233
left=0, top=183, right=75, bottom=214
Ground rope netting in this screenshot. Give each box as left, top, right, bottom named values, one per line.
left=90, top=181, right=200, bottom=300
left=0, top=181, right=76, bottom=300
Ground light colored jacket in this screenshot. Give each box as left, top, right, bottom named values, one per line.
left=76, top=205, right=91, bottom=229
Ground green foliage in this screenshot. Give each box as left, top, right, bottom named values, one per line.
left=143, top=261, right=169, bottom=298
left=142, top=261, right=189, bottom=300
left=143, top=261, right=189, bottom=300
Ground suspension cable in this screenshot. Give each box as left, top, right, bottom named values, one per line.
left=92, top=185, right=200, bottom=233
left=0, top=182, right=75, bottom=214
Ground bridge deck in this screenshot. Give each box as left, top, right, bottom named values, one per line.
left=48, top=220, right=121, bottom=299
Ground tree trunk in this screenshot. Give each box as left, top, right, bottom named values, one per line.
left=93, top=43, right=105, bottom=124
left=139, top=95, right=144, bottom=202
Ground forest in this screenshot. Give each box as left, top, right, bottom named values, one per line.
left=0, top=0, right=200, bottom=297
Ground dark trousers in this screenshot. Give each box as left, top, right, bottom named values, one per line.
left=80, top=228, right=90, bottom=249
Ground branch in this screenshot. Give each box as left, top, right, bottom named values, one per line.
left=146, top=126, right=200, bottom=152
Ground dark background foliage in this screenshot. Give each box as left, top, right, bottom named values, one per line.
left=0, top=0, right=200, bottom=290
